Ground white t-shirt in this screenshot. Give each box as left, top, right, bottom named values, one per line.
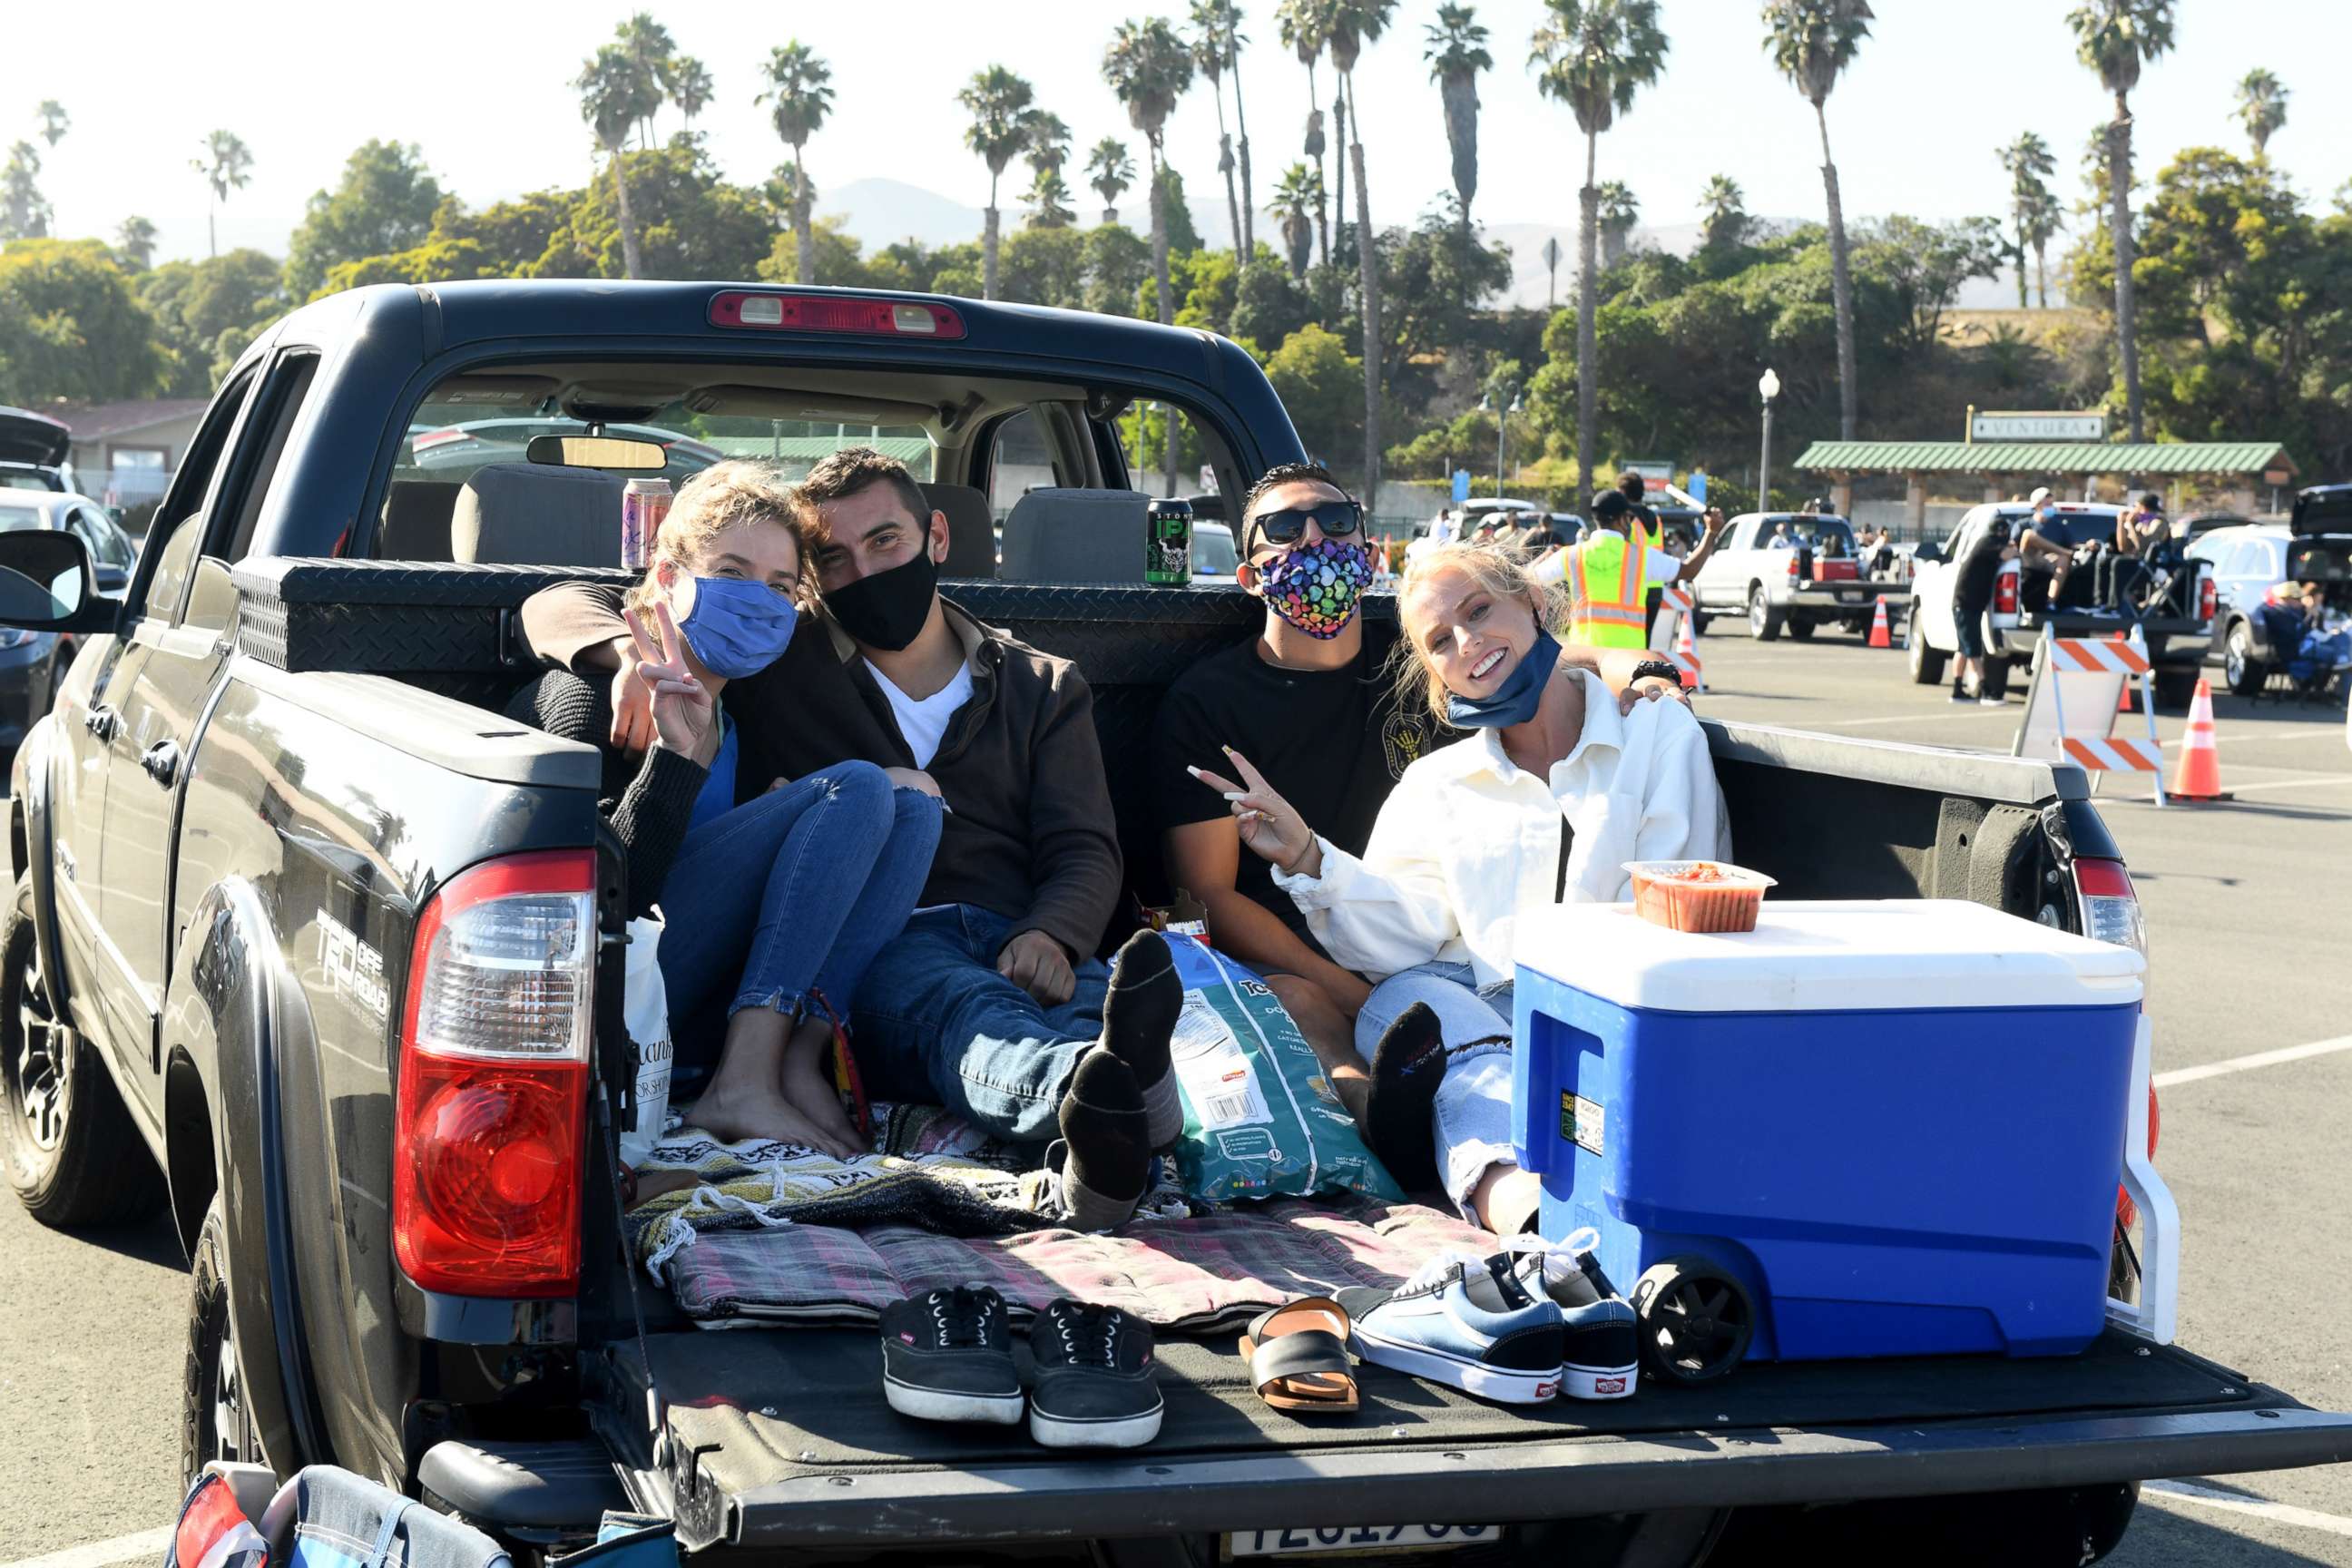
left=866, top=658, right=975, bottom=768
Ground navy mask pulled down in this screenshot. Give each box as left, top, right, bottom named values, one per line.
left=1445, top=630, right=1563, bottom=730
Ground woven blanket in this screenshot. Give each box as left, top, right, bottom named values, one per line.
left=663, top=1191, right=1498, bottom=1331
left=625, top=1102, right=1191, bottom=1281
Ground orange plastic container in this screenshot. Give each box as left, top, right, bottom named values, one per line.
left=1622, top=860, right=1779, bottom=934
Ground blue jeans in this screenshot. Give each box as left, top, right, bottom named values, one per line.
left=1356, top=962, right=1518, bottom=1219
left=658, top=761, right=943, bottom=1086
left=851, top=904, right=1111, bottom=1146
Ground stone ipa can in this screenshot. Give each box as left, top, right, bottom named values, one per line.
left=621, top=476, right=673, bottom=570
left=1146, top=497, right=1192, bottom=587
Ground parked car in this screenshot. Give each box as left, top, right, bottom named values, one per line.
left=0, top=405, right=76, bottom=495
left=1, top=281, right=2343, bottom=1568
left=1191, top=519, right=1239, bottom=583
left=404, top=417, right=725, bottom=485
left=2177, top=511, right=2259, bottom=544
left=0, top=492, right=133, bottom=750
left=1905, top=504, right=2217, bottom=708
left=1689, top=511, right=1891, bottom=640
left=2192, top=489, right=2352, bottom=694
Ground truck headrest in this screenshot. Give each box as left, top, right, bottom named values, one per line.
left=452, top=463, right=626, bottom=568
left=999, top=488, right=1152, bottom=584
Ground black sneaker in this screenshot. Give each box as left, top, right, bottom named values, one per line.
left=1028, top=1298, right=1163, bottom=1448
left=880, top=1285, right=1024, bottom=1426
left=1508, top=1232, right=1641, bottom=1401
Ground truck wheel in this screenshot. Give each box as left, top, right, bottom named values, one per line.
left=2223, top=622, right=2266, bottom=696
left=0, top=872, right=165, bottom=1227
left=1747, top=587, right=1783, bottom=642
left=182, top=1194, right=258, bottom=1489
left=1787, top=617, right=1816, bottom=641
left=1907, top=621, right=1947, bottom=685
left=2152, top=667, right=2199, bottom=710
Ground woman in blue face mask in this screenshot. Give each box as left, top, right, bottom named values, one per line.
left=1210, top=538, right=1728, bottom=1234
left=505, top=461, right=941, bottom=1159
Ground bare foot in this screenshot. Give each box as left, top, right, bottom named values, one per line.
left=683, top=1079, right=840, bottom=1153
left=782, top=1021, right=868, bottom=1160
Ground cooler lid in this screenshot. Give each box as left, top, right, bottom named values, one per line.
left=1515, top=899, right=2144, bottom=1014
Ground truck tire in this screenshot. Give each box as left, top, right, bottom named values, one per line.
left=1907, top=620, right=1947, bottom=685
left=2223, top=620, right=2266, bottom=696
left=1787, top=617, right=1816, bottom=641
left=2152, top=666, right=2199, bottom=710
left=1747, top=586, right=1784, bottom=642
left=183, top=1194, right=259, bottom=1489
left=0, top=872, right=165, bottom=1227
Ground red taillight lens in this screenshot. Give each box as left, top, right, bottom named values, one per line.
left=394, top=850, right=594, bottom=1298
left=709, top=290, right=967, bottom=339
left=1786, top=553, right=1801, bottom=578
left=1994, top=567, right=2019, bottom=614
left=2198, top=573, right=2217, bottom=622
left=409, top=428, right=468, bottom=452
left=2072, top=856, right=2146, bottom=959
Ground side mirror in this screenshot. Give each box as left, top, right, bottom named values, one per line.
left=0, top=531, right=104, bottom=631
left=525, top=434, right=668, bottom=471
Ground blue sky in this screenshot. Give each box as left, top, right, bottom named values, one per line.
left=6, top=0, right=2345, bottom=268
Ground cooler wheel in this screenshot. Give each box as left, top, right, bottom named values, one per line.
left=1630, top=1257, right=1754, bottom=1385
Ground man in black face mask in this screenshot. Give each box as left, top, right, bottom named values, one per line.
left=523, top=447, right=1171, bottom=1231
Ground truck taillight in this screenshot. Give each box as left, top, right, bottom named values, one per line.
left=1786, top=553, right=1801, bottom=578
left=1994, top=566, right=2019, bottom=615
left=709, top=289, right=966, bottom=339
left=2198, top=573, right=2217, bottom=622
left=393, top=850, right=593, bottom=1298
left=2073, top=857, right=2146, bottom=960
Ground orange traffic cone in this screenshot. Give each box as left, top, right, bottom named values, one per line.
left=1676, top=612, right=1704, bottom=691
left=2118, top=676, right=2135, bottom=713
left=1867, top=596, right=1892, bottom=648
left=2168, top=678, right=2231, bottom=802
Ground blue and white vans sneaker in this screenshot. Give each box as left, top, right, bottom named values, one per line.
left=1338, top=1250, right=1567, bottom=1404
left=1506, top=1230, right=1641, bottom=1401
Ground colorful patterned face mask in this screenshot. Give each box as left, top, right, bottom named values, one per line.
left=1254, top=536, right=1373, bottom=639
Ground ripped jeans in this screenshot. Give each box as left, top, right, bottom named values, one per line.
left=1355, top=962, right=1519, bottom=1220
left=657, top=760, right=943, bottom=1091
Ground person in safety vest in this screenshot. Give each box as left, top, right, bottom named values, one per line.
left=1534, top=489, right=1724, bottom=648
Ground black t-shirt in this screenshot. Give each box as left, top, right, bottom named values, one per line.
left=1152, top=637, right=1439, bottom=953
left=1955, top=533, right=2009, bottom=610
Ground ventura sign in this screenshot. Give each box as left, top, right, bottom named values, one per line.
left=1968, top=410, right=2109, bottom=442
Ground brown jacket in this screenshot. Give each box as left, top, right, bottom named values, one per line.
left=520, top=582, right=1123, bottom=961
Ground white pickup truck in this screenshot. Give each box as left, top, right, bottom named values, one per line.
left=1690, top=511, right=1895, bottom=641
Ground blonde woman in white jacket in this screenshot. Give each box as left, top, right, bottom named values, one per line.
left=1208, top=539, right=1730, bottom=1234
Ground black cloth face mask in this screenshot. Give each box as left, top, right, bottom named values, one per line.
left=826, top=544, right=939, bottom=652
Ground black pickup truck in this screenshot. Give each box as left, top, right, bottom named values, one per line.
left=1, top=282, right=2345, bottom=1567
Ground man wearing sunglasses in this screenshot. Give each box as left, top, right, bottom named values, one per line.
left=1153, top=463, right=1688, bottom=1132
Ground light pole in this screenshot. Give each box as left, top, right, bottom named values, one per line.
left=1477, top=388, right=1524, bottom=496
left=1757, top=368, right=1782, bottom=510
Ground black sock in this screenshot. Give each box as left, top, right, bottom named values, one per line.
left=1365, top=1003, right=1447, bottom=1193
left=1102, top=929, right=1182, bottom=1149
left=1058, top=1050, right=1151, bottom=1231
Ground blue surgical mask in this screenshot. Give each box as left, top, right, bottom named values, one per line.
left=676, top=576, right=799, bottom=678
left=1445, top=629, right=1562, bottom=730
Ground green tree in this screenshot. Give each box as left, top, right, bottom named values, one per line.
left=1997, top=132, right=2056, bottom=308
left=1383, top=202, right=1514, bottom=365
left=0, top=142, right=48, bottom=241
left=35, top=102, right=68, bottom=149
left=1425, top=4, right=1493, bottom=241
left=115, top=216, right=158, bottom=272
left=135, top=249, right=286, bottom=395
left=574, top=45, right=655, bottom=277
left=0, top=240, right=165, bottom=402
left=759, top=41, right=835, bottom=286
left=2068, top=0, right=2175, bottom=441
left=1104, top=16, right=1196, bottom=490
left=2020, top=181, right=2064, bottom=307
left=1327, top=0, right=1396, bottom=507
left=1269, top=162, right=1321, bottom=279
left=559, top=140, right=772, bottom=283
left=1262, top=321, right=1361, bottom=468
left=2234, top=67, right=2287, bottom=160
left=1191, top=2, right=1248, bottom=259
left=1763, top=0, right=1871, bottom=441
left=1533, top=0, right=1669, bottom=495
left=1276, top=0, right=1333, bottom=266
left=190, top=129, right=253, bottom=260
left=1023, top=169, right=1077, bottom=230
left=1087, top=137, right=1135, bottom=224
left=671, top=57, right=713, bottom=130
left=957, top=66, right=1034, bottom=300
left=283, top=140, right=443, bottom=300
left=1024, top=112, right=1073, bottom=181
left=1862, top=215, right=2003, bottom=352
left=1700, top=175, right=1748, bottom=253
left=1597, top=180, right=1638, bottom=267
left=615, top=12, right=677, bottom=147
left=1232, top=242, right=1313, bottom=343
left=1083, top=223, right=1151, bottom=315
left=757, top=214, right=877, bottom=289
left=997, top=225, right=1093, bottom=307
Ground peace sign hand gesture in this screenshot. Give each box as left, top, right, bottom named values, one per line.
left=1189, top=747, right=1323, bottom=879
left=624, top=602, right=720, bottom=767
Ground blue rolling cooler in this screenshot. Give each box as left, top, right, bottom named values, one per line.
left=1510, top=900, right=2143, bottom=1361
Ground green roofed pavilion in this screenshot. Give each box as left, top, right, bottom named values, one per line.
left=1793, top=440, right=2298, bottom=530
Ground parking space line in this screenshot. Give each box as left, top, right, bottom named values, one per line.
left=0, top=1526, right=174, bottom=1568
left=2214, top=773, right=2352, bottom=796
left=2142, top=1480, right=2352, bottom=1539
left=2153, top=1034, right=2352, bottom=1090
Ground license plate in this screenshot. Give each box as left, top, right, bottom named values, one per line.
left=1229, top=1524, right=1498, bottom=1557
left=1835, top=590, right=1864, bottom=603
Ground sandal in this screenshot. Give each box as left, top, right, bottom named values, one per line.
left=1240, top=1298, right=1359, bottom=1414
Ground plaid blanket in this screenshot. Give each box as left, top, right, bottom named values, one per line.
left=664, top=1191, right=1498, bottom=1331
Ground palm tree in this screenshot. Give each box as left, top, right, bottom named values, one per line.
left=1425, top=5, right=1494, bottom=243
left=2235, top=67, right=2288, bottom=159
left=115, top=214, right=158, bottom=271
left=2020, top=181, right=2064, bottom=308
left=35, top=101, right=68, bottom=149
left=1764, top=0, right=1871, bottom=443
left=1699, top=174, right=1746, bottom=251
left=1218, top=2, right=1259, bottom=259
left=1270, top=162, right=1320, bottom=279
left=1024, top=112, right=1073, bottom=181
left=1277, top=0, right=1333, bottom=266
left=1997, top=132, right=2056, bottom=309
left=1191, top=2, right=1246, bottom=258
left=671, top=58, right=714, bottom=130
left=2068, top=0, right=2175, bottom=442
left=615, top=12, right=676, bottom=148
left=1328, top=2, right=1396, bottom=506
left=575, top=45, right=653, bottom=279
left=1088, top=137, right=1136, bottom=223
left=189, top=129, right=254, bottom=260
left=958, top=66, right=1036, bottom=300
left=1103, top=16, right=1196, bottom=492
left=1597, top=179, right=1638, bottom=266
left=760, top=42, right=836, bottom=286
left=1532, top=0, right=1669, bottom=492
left=1024, top=169, right=1078, bottom=230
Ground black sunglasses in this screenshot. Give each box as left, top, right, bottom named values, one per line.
left=1246, top=498, right=1364, bottom=550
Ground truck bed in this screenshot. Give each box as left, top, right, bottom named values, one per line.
left=607, top=1327, right=2344, bottom=1551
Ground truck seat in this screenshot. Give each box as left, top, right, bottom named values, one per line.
left=999, top=489, right=1151, bottom=584
left=378, top=479, right=461, bottom=560
left=923, top=483, right=998, bottom=580
left=453, top=463, right=625, bottom=567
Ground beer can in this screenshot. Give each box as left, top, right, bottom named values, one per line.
left=621, top=476, right=673, bottom=570
left=1146, top=497, right=1192, bottom=587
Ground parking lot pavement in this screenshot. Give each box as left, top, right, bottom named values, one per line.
left=2, top=630, right=2347, bottom=1568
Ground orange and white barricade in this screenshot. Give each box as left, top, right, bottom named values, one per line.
left=2014, top=627, right=2165, bottom=806
left=1650, top=583, right=1703, bottom=691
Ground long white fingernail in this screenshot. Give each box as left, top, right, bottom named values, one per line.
left=1222, top=790, right=1248, bottom=801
